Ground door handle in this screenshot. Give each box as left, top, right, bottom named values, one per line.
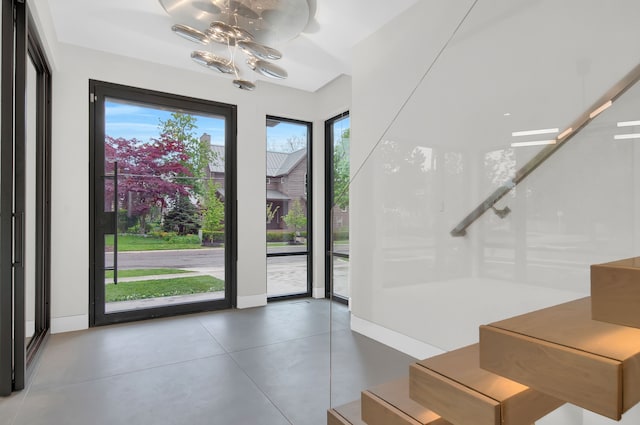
left=13, top=212, right=24, bottom=266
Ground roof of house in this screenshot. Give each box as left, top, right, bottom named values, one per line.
left=208, top=144, right=306, bottom=177
left=267, top=149, right=306, bottom=177
left=216, top=187, right=290, bottom=201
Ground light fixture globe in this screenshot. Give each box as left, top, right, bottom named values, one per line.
left=172, top=24, right=210, bottom=45
left=209, top=21, right=237, bottom=39
left=247, top=58, right=288, bottom=79
left=190, top=50, right=236, bottom=74
left=237, top=40, right=282, bottom=61
left=232, top=26, right=254, bottom=41
left=233, top=79, right=256, bottom=91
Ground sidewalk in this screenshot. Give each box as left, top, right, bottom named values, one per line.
left=104, top=264, right=312, bottom=313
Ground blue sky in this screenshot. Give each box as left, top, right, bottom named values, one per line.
left=266, top=121, right=309, bottom=153
left=105, top=100, right=226, bottom=145
left=106, top=100, right=323, bottom=152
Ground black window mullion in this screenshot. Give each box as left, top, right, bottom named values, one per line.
left=324, top=111, right=349, bottom=304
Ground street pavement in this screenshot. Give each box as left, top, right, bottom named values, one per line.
left=104, top=246, right=350, bottom=312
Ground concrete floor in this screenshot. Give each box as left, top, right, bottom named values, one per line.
left=0, top=299, right=415, bottom=425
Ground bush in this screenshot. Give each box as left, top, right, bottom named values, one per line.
left=267, top=231, right=289, bottom=242
left=145, top=231, right=200, bottom=245
left=202, top=230, right=225, bottom=244
left=148, top=231, right=175, bottom=240
left=333, top=231, right=349, bottom=241
left=169, top=234, right=200, bottom=244
left=118, top=210, right=139, bottom=233
left=126, top=224, right=141, bottom=234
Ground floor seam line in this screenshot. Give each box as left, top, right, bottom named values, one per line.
left=28, top=352, right=229, bottom=393
left=225, top=329, right=340, bottom=354
left=227, top=353, right=295, bottom=425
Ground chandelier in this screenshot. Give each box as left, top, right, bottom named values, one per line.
left=159, top=0, right=311, bottom=91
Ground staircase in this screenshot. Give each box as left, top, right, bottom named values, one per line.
left=328, top=257, right=640, bottom=424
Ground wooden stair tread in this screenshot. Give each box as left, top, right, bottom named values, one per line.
left=597, top=257, right=640, bottom=268
left=591, top=257, right=640, bottom=328
left=487, top=297, right=640, bottom=358
left=480, top=297, right=640, bottom=420
left=410, top=344, right=563, bottom=425
left=363, top=377, right=450, bottom=425
left=328, top=400, right=364, bottom=425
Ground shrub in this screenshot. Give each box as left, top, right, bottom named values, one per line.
left=148, top=231, right=176, bottom=240
left=169, top=234, right=200, bottom=244
left=126, top=223, right=141, bottom=234
left=202, top=230, right=225, bottom=244
left=118, top=210, right=139, bottom=233
left=267, top=231, right=290, bottom=242
left=333, top=231, right=349, bottom=241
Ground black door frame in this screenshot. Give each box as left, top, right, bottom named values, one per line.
left=25, top=6, right=52, bottom=375
left=89, top=80, right=237, bottom=326
left=324, top=111, right=349, bottom=304
left=266, top=115, right=312, bottom=301
left=0, top=0, right=17, bottom=396
left=0, top=0, right=52, bottom=395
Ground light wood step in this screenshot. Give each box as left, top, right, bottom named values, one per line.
left=479, top=297, right=640, bottom=420
left=410, top=344, right=562, bottom=425
left=362, top=377, right=451, bottom=425
left=328, top=400, right=364, bottom=425
left=591, top=257, right=640, bottom=328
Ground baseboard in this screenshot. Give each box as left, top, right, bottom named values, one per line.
left=26, top=320, right=35, bottom=337
left=312, top=287, right=325, bottom=299
left=237, top=294, right=267, bottom=309
left=51, top=315, right=88, bottom=334
left=350, top=314, right=446, bottom=360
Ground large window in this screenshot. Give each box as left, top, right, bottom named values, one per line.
left=266, top=116, right=312, bottom=299
left=90, top=81, right=236, bottom=325
left=325, top=112, right=350, bottom=302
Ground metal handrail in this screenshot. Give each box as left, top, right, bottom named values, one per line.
left=450, top=62, right=640, bottom=237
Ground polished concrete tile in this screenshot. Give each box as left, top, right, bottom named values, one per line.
left=231, top=328, right=414, bottom=425
left=13, top=355, right=290, bottom=425
left=198, top=299, right=348, bottom=352
left=231, top=332, right=331, bottom=425
left=329, top=329, right=416, bottom=406
left=1, top=299, right=412, bottom=425
left=0, top=390, right=26, bottom=425
left=31, top=314, right=225, bottom=389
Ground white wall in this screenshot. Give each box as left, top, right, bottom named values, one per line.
left=45, top=40, right=350, bottom=331
left=311, top=74, right=352, bottom=298
left=351, top=1, right=640, bottom=423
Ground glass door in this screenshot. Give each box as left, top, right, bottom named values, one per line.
left=0, top=0, right=11, bottom=396
left=265, top=116, right=312, bottom=299
left=91, top=81, right=236, bottom=325
left=23, top=27, right=51, bottom=376
left=0, top=1, right=51, bottom=395
left=325, top=112, right=350, bottom=302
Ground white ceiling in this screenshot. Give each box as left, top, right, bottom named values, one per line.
left=41, top=0, right=419, bottom=92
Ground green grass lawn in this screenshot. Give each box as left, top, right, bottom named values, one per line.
left=105, top=234, right=206, bottom=251
left=105, top=268, right=189, bottom=279
left=105, top=275, right=224, bottom=302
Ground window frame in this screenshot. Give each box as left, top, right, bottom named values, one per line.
left=265, top=115, right=313, bottom=301
left=89, top=80, right=238, bottom=326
